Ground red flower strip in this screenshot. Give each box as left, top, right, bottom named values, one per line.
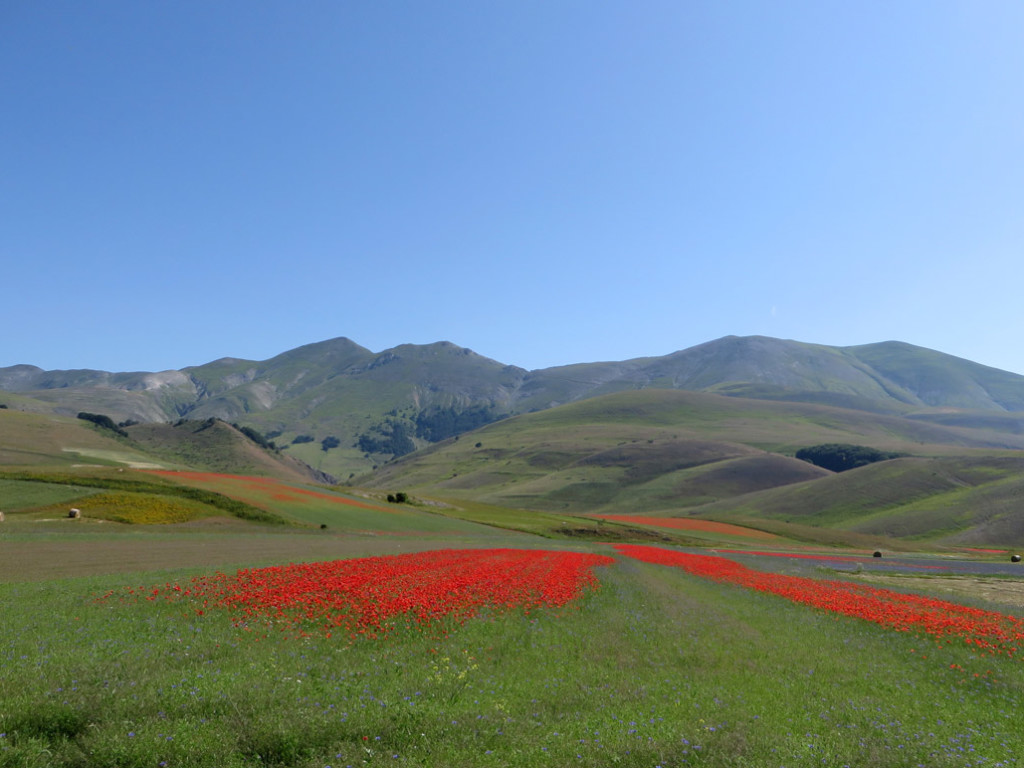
left=107, top=549, right=613, bottom=639
left=614, top=544, right=1024, bottom=657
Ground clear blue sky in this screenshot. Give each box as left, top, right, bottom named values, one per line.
left=4, top=2, right=1023, bottom=374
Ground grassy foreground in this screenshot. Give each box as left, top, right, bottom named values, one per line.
left=2, top=547, right=1022, bottom=767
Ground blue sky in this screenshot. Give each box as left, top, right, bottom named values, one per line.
left=4, top=2, right=1023, bottom=374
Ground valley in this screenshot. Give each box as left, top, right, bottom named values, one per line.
left=4, top=334, right=1024, bottom=767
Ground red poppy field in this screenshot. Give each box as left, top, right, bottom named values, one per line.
left=10, top=537, right=1024, bottom=767
left=104, top=548, right=615, bottom=639
left=615, top=544, right=1024, bottom=657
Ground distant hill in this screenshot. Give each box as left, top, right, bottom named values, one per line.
left=693, top=454, right=1024, bottom=548
left=0, top=408, right=160, bottom=469
left=358, top=388, right=1024, bottom=538
left=0, top=408, right=326, bottom=483
left=6, top=341, right=1024, bottom=547
left=4, top=334, right=1024, bottom=479
left=124, top=419, right=332, bottom=483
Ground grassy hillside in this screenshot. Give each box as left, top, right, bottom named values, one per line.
left=7, top=387, right=1024, bottom=548
left=696, top=454, right=1024, bottom=547
left=0, top=409, right=325, bottom=481
left=0, top=408, right=163, bottom=468
left=0, top=391, right=59, bottom=414
left=0, top=408, right=722, bottom=545
left=847, top=340, right=1024, bottom=411
left=9, top=334, right=1024, bottom=482
left=8, top=339, right=1024, bottom=549
left=124, top=419, right=327, bottom=483
left=362, top=389, right=1022, bottom=503
left=357, top=389, right=1024, bottom=547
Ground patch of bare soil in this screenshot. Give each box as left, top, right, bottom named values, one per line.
left=853, top=573, right=1024, bottom=609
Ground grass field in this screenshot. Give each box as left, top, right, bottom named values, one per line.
left=3, top=540, right=1024, bottom=767
left=590, top=514, right=780, bottom=543
left=4, top=469, right=1024, bottom=767
left=143, top=472, right=506, bottom=537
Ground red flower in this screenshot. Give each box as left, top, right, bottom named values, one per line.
left=614, top=545, right=1024, bottom=658
left=128, top=549, right=613, bottom=639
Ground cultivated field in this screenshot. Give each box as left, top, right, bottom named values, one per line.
left=3, top=470, right=1024, bottom=767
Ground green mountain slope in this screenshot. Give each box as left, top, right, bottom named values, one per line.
left=5, top=334, right=1024, bottom=480
left=846, top=341, right=1024, bottom=411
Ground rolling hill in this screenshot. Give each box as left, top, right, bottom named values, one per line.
left=693, top=453, right=1024, bottom=548
left=4, top=334, right=1024, bottom=480
left=356, top=388, right=1024, bottom=547
left=0, top=407, right=323, bottom=482
left=5, top=339, right=1024, bottom=547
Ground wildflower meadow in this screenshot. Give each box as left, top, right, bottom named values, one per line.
left=3, top=536, right=1024, bottom=766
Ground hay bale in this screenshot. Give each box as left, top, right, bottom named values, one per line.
left=68, top=508, right=81, bottom=519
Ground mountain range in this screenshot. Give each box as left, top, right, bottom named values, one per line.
left=4, top=334, right=1024, bottom=481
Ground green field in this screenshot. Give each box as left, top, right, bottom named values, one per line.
left=2, top=536, right=1023, bottom=767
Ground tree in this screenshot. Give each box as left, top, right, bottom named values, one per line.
left=414, top=405, right=500, bottom=442
left=354, top=419, right=415, bottom=458
left=795, top=443, right=905, bottom=473
left=77, top=412, right=128, bottom=437
left=234, top=424, right=273, bottom=450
